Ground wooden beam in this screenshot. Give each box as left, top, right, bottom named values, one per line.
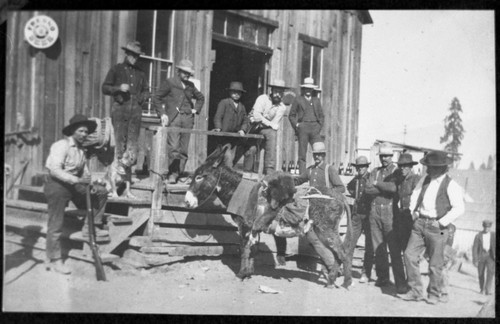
left=153, top=209, right=238, bottom=229
left=147, top=126, right=265, bottom=140
left=140, top=245, right=240, bottom=256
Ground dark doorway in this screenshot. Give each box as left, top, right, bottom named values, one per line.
left=207, top=40, right=269, bottom=155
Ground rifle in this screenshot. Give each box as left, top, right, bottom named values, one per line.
left=86, top=184, right=107, bottom=281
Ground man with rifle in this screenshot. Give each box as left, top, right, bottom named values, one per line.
left=346, top=156, right=374, bottom=283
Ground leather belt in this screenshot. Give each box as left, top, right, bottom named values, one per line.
left=419, top=215, right=437, bottom=221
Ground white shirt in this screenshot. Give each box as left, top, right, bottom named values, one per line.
left=251, top=94, right=286, bottom=130
left=482, top=232, right=491, bottom=251
left=409, top=173, right=465, bottom=227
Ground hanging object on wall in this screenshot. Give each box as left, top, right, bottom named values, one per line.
left=24, top=15, right=59, bottom=49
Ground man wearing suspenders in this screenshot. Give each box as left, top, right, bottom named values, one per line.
left=400, top=151, right=464, bottom=304
left=294, top=141, right=345, bottom=196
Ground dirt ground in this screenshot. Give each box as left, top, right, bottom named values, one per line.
left=2, top=233, right=494, bottom=318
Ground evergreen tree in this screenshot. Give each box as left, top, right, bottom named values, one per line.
left=480, top=162, right=486, bottom=170
left=468, top=161, right=475, bottom=170
left=440, top=97, right=465, bottom=166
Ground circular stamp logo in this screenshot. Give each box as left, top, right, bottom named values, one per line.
left=24, top=15, right=59, bottom=49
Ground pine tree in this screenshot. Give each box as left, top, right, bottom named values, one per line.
left=480, top=162, right=486, bottom=170
left=440, top=97, right=465, bottom=166
left=468, top=161, right=475, bottom=170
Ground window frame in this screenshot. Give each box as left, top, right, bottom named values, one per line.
left=298, top=33, right=327, bottom=96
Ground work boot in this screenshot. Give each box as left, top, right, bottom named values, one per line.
left=399, top=291, right=424, bottom=302
left=439, top=294, right=449, bottom=303
left=359, top=273, right=368, bottom=283
left=426, top=295, right=439, bottom=305
left=49, top=259, right=71, bottom=275
left=82, top=226, right=109, bottom=237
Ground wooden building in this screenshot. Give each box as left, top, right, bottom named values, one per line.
left=5, top=9, right=372, bottom=185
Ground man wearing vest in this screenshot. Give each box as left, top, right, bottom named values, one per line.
left=400, top=151, right=465, bottom=304
left=472, top=220, right=495, bottom=295
left=289, top=77, right=325, bottom=175
left=294, top=142, right=345, bottom=196
left=364, top=143, right=407, bottom=294
left=153, top=59, right=205, bottom=184
left=346, top=156, right=374, bottom=283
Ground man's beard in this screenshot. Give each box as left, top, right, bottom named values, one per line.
left=271, top=96, right=282, bottom=104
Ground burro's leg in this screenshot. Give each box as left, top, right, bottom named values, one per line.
left=237, top=222, right=257, bottom=280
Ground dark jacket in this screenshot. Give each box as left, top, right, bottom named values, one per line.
left=347, top=172, right=372, bottom=215
left=395, top=171, right=421, bottom=210
left=473, top=231, right=496, bottom=263
left=213, top=98, right=249, bottom=133
left=289, top=96, right=325, bottom=132
left=102, top=62, right=149, bottom=105
left=153, top=75, right=204, bottom=123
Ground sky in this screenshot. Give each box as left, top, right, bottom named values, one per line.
left=358, top=10, right=496, bottom=169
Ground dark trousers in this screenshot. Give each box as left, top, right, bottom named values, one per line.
left=296, top=121, right=322, bottom=175
left=394, top=208, right=414, bottom=252
left=369, top=201, right=407, bottom=289
left=168, top=113, right=194, bottom=176
left=111, top=100, right=142, bottom=165
left=348, top=212, right=374, bottom=278
left=44, top=177, right=108, bottom=260
left=477, top=252, right=495, bottom=294
left=404, top=218, right=449, bottom=298
left=242, top=128, right=277, bottom=174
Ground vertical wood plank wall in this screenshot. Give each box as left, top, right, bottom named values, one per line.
left=5, top=10, right=367, bottom=185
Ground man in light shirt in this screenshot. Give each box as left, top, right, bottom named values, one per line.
left=472, top=220, right=495, bottom=295
left=400, top=151, right=464, bottom=304
left=244, top=80, right=287, bottom=175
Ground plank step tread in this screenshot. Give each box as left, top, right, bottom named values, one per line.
left=69, top=231, right=111, bottom=243
left=68, top=249, right=120, bottom=263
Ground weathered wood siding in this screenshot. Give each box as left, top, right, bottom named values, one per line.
left=5, top=9, right=368, bottom=184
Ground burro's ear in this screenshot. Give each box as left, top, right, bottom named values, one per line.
left=212, top=144, right=229, bottom=168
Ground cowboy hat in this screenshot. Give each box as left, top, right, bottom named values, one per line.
left=397, top=153, right=418, bottom=166
left=378, top=143, right=394, bottom=156
left=301, top=77, right=318, bottom=89
left=227, top=81, right=246, bottom=93
left=352, top=156, right=370, bottom=167
left=312, top=142, right=327, bottom=154
left=268, top=79, right=286, bottom=89
left=176, top=59, right=195, bottom=75
left=121, top=41, right=144, bottom=56
left=420, top=151, right=453, bottom=166
left=62, top=114, right=97, bottom=136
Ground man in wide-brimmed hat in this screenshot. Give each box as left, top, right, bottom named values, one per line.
left=394, top=153, right=421, bottom=253
left=212, top=81, right=250, bottom=167
left=364, top=143, right=407, bottom=293
left=289, top=77, right=325, bottom=175
left=472, top=219, right=495, bottom=296
left=102, top=40, right=150, bottom=169
left=346, top=155, right=374, bottom=284
left=153, top=59, right=205, bottom=184
left=244, top=79, right=288, bottom=175
left=400, top=151, right=464, bottom=304
left=44, top=114, right=109, bottom=275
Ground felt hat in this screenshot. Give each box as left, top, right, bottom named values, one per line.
left=62, top=114, right=97, bottom=136
left=378, top=143, right=394, bottom=156
left=420, top=151, right=453, bottom=166
left=352, top=156, right=370, bottom=167
left=176, top=59, right=195, bottom=75
left=312, top=142, right=327, bottom=154
left=397, top=153, right=418, bottom=166
left=269, top=79, right=286, bottom=89
left=227, top=81, right=246, bottom=93
left=121, top=41, right=145, bottom=56
left=482, top=220, right=493, bottom=227
left=301, top=77, right=318, bottom=89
